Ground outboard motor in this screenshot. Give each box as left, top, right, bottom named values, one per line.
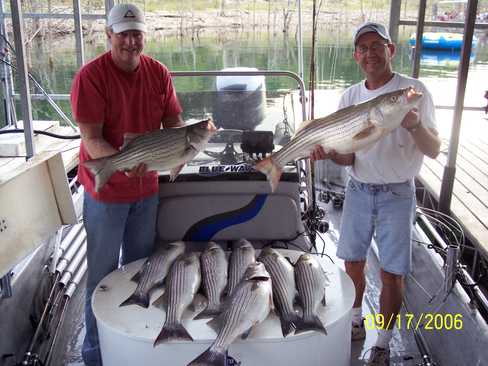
left=214, top=67, right=266, bottom=130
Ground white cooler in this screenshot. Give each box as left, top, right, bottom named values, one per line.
left=92, top=249, right=355, bottom=366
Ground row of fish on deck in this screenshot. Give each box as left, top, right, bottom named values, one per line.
left=118, top=240, right=329, bottom=365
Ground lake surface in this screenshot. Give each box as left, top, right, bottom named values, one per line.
left=2, top=25, right=487, bottom=127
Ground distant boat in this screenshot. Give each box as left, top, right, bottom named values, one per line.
left=409, top=32, right=478, bottom=50
left=418, top=49, right=475, bottom=66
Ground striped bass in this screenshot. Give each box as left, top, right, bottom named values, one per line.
left=187, top=262, right=272, bottom=366
left=119, top=241, right=185, bottom=308
left=294, top=253, right=329, bottom=335
left=255, top=87, right=422, bottom=191
left=196, top=242, right=228, bottom=319
left=227, top=239, right=256, bottom=297
left=153, top=252, right=201, bottom=345
left=84, top=118, right=216, bottom=192
left=258, top=247, right=300, bottom=337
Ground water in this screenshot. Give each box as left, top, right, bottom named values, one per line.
left=1, top=26, right=487, bottom=127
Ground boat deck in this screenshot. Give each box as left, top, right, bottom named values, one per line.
left=417, top=109, right=488, bottom=259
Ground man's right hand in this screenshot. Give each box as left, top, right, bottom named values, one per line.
left=310, top=145, right=337, bottom=162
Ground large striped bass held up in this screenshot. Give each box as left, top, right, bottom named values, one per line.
left=83, top=118, right=216, bottom=192
left=255, top=87, right=423, bottom=191
left=187, top=262, right=272, bottom=366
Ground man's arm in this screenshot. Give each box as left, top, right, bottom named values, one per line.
left=310, top=146, right=355, bottom=166
left=401, top=109, right=441, bottom=159
left=78, top=122, right=118, bottom=159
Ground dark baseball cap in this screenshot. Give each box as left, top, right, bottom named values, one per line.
left=353, top=22, right=391, bottom=45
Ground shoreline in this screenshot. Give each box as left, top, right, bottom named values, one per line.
left=16, top=8, right=387, bottom=42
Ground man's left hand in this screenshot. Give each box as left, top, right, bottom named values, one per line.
left=401, top=108, right=420, bottom=131
left=125, top=163, right=148, bottom=178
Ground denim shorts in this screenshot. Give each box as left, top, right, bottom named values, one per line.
left=337, top=177, right=416, bottom=275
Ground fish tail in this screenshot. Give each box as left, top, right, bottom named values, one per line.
left=294, top=314, right=327, bottom=335
left=83, top=157, right=115, bottom=192
left=254, top=157, right=282, bottom=192
left=279, top=313, right=300, bottom=337
left=187, top=346, right=226, bottom=366
left=119, top=291, right=149, bottom=308
left=153, top=322, right=193, bottom=346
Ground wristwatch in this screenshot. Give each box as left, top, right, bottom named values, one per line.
left=407, top=120, right=422, bottom=133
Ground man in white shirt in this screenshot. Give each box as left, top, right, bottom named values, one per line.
left=312, top=22, right=441, bottom=365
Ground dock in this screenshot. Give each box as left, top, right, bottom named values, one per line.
left=417, top=109, right=488, bottom=260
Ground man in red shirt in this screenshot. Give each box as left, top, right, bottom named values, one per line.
left=70, top=4, right=183, bottom=365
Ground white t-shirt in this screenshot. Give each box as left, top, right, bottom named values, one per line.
left=339, top=73, right=437, bottom=184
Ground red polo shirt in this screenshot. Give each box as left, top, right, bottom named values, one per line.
left=71, top=52, right=182, bottom=202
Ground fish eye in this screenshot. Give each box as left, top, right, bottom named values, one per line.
left=390, top=96, right=398, bottom=103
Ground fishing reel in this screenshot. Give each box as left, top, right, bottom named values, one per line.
left=304, top=206, right=329, bottom=234
left=205, top=129, right=274, bottom=164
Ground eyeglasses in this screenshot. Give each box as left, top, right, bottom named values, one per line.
left=114, top=31, right=144, bottom=41
left=355, top=42, right=388, bottom=55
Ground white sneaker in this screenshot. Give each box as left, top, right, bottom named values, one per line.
left=351, top=318, right=366, bottom=341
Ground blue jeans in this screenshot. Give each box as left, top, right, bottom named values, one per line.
left=82, top=192, right=159, bottom=366
left=337, top=177, right=416, bottom=275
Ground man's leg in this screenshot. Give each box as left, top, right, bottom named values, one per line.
left=345, top=260, right=366, bottom=309
left=82, top=193, right=130, bottom=366
left=346, top=260, right=368, bottom=341
left=378, top=269, right=403, bottom=346
left=121, top=194, right=159, bottom=265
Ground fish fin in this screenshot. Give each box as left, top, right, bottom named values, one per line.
left=254, top=157, right=282, bottom=192
left=130, top=259, right=150, bottom=282
left=284, top=256, right=295, bottom=267
left=120, top=132, right=144, bottom=150
left=207, top=313, right=225, bottom=334
left=119, top=291, right=150, bottom=308
left=194, top=307, right=222, bottom=320
left=151, top=290, right=168, bottom=310
left=352, top=121, right=376, bottom=140
left=186, top=294, right=208, bottom=319
left=169, top=163, right=184, bottom=182
left=241, top=326, right=254, bottom=340
left=187, top=347, right=226, bottom=366
left=294, top=314, right=327, bottom=335
left=321, top=292, right=327, bottom=306
left=153, top=322, right=193, bottom=345
left=130, top=271, right=141, bottom=283
left=83, top=157, right=115, bottom=193
left=295, top=118, right=314, bottom=134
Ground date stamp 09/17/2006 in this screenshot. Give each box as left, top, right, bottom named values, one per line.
left=364, top=312, right=464, bottom=331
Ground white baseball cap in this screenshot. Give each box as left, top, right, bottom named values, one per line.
left=353, top=22, right=391, bottom=45
left=107, top=3, right=146, bottom=33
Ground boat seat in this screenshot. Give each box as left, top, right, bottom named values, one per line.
left=157, top=180, right=304, bottom=243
